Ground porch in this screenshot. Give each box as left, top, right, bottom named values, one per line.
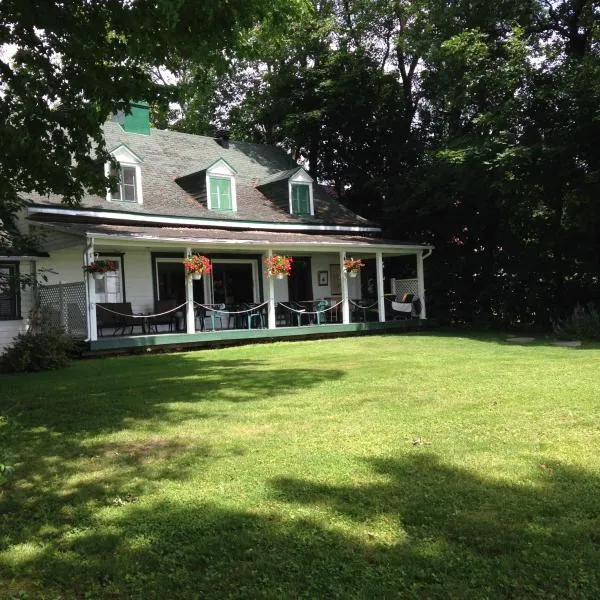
left=33, top=221, right=433, bottom=350
left=88, top=318, right=425, bottom=352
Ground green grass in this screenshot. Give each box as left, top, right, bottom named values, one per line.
left=1, top=332, right=600, bottom=599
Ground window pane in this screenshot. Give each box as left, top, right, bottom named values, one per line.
left=219, top=179, right=231, bottom=209
left=122, top=183, right=137, bottom=202
left=110, top=166, right=121, bottom=200
left=210, top=177, right=232, bottom=210
left=122, top=166, right=136, bottom=185
left=94, top=259, right=122, bottom=303
left=0, top=265, right=17, bottom=319
left=292, top=184, right=310, bottom=214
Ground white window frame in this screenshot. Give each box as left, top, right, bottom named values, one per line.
left=105, top=144, right=143, bottom=205
left=94, top=256, right=123, bottom=303
left=288, top=169, right=314, bottom=216
left=206, top=159, right=237, bottom=212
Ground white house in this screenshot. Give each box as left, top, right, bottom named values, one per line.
left=1, top=102, right=432, bottom=353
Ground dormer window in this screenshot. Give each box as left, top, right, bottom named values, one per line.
left=288, top=169, right=314, bottom=216
left=110, top=165, right=137, bottom=202
left=291, top=183, right=310, bottom=215
left=105, top=143, right=143, bottom=204
left=206, top=158, right=237, bottom=212
left=209, top=176, right=233, bottom=210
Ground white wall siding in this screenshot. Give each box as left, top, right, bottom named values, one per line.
left=309, top=254, right=361, bottom=300
left=37, top=247, right=86, bottom=284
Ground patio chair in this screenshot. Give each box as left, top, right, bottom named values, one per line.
left=96, top=302, right=140, bottom=336
left=391, top=294, right=421, bottom=319
left=196, top=305, right=224, bottom=331
left=151, top=299, right=178, bottom=333
left=244, top=303, right=265, bottom=329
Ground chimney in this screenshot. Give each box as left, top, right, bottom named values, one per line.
left=214, top=129, right=230, bottom=149
left=114, top=101, right=150, bottom=136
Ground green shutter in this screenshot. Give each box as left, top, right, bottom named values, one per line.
left=210, top=177, right=232, bottom=210
left=292, top=184, right=310, bottom=215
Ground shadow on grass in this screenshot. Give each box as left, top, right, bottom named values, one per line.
left=2, top=452, right=599, bottom=599
left=402, top=327, right=600, bottom=350
left=2, top=353, right=345, bottom=436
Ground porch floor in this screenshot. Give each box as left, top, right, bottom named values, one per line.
left=89, top=320, right=425, bottom=352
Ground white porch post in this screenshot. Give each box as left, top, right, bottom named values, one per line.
left=376, top=251, right=386, bottom=323
left=185, top=248, right=195, bottom=333
left=267, top=249, right=276, bottom=329
left=416, top=250, right=426, bottom=319
left=85, top=239, right=98, bottom=341
left=340, top=251, right=350, bottom=324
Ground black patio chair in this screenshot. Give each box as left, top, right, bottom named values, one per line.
left=151, top=299, right=178, bottom=333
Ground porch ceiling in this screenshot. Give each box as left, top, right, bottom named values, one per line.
left=34, top=221, right=433, bottom=255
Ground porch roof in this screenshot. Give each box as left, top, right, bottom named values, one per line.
left=35, top=221, right=433, bottom=254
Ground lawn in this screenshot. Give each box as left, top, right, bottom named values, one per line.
left=1, top=333, right=600, bottom=599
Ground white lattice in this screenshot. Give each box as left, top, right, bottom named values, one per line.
left=390, top=278, right=419, bottom=301
left=38, top=281, right=88, bottom=338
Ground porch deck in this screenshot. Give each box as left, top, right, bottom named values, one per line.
left=89, top=319, right=424, bottom=352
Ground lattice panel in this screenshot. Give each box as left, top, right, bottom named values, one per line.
left=390, top=278, right=419, bottom=300
left=38, top=281, right=88, bottom=338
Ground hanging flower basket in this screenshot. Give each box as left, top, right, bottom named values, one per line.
left=182, top=255, right=213, bottom=278
left=343, top=257, right=365, bottom=278
left=264, top=255, right=293, bottom=278
left=83, top=259, right=118, bottom=280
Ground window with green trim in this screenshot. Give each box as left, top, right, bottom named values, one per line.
left=291, top=184, right=310, bottom=215
left=209, top=176, right=233, bottom=210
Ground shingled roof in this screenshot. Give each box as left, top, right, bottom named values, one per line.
left=27, top=122, right=376, bottom=228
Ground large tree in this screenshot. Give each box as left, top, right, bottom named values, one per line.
left=0, top=0, right=272, bottom=250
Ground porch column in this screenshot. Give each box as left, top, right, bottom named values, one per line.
left=376, top=252, right=386, bottom=323
left=185, top=248, right=195, bottom=333
left=340, top=251, right=350, bottom=324
left=267, top=250, right=276, bottom=329
left=416, top=250, right=426, bottom=319
left=85, top=239, right=98, bottom=341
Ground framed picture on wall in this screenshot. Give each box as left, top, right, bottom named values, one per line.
left=330, top=264, right=341, bottom=295
left=318, top=270, right=329, bottom=286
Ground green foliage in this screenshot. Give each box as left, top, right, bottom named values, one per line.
left=169, top=0, right=599, bottom=327
left=0, top=0, right=273, bottom=251
left=553, top=303, right=600, bottom=340
left=0, top=326, right=75, bottom=373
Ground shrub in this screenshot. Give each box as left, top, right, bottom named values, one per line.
left=552, top=303, right=600, bottom=341
left=0, top=326, right=75, bottom=373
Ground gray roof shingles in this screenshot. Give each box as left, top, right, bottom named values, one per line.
left=34, top=221, right=431, bottom=251
left=28, top=123, right=375, bottom=227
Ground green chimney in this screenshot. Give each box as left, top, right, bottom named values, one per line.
left=121, top=101, right=150, bottom=135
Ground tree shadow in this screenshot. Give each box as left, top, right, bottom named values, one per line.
left=2, top=451, right=599, bottom=598
left=415, top=328, right=600, bottom=350
left=3, top=354, right=344, bottom=436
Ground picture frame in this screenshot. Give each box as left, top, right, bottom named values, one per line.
left=318, top=270, right=329, bottom=286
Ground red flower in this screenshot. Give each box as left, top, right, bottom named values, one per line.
left=264, top=255, right=293, bottom=277
left=182, top=255, right=213, bottom=275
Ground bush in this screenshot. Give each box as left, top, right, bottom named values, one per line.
left=0, top=326, right=75, bottom=373
left=552, top=303, right=600, bottom=340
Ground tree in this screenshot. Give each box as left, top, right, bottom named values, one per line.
left=0, top=0, right=272, bottom=249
